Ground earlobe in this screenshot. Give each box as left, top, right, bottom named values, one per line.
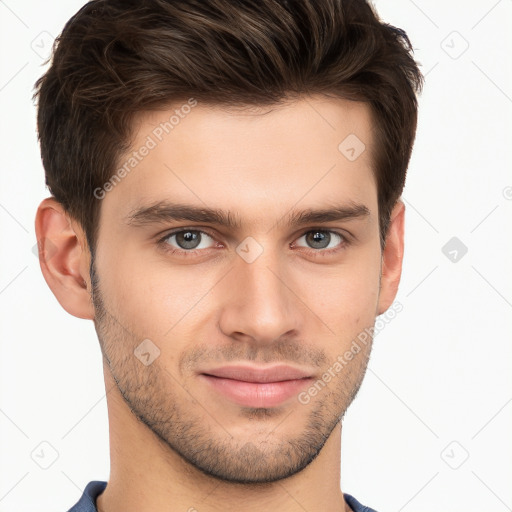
left=376, top=199, right=405, bottom=316
left=34, top=197, right=95, bottom=320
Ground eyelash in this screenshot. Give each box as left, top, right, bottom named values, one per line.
left=156, top=228, right=351, bottom=259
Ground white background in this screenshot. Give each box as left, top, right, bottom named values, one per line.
left=0, top=1, right=511, bottom=511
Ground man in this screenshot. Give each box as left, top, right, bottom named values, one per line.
left=33, top=0, right=423, bottom=510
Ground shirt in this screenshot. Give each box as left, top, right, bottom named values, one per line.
left=67, top=480, right=379, bottom=512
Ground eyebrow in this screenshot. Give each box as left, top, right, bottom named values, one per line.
left=124, top=200, right=371, bottom=229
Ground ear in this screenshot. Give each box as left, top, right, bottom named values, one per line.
left=377, top=199, right=405, bottom=315
left=34, top=197, right=95, bottom=320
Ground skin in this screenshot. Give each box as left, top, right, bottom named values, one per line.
left=35, top=95, right=405, bottom=512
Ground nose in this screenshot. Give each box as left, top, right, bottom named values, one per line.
left=217, top=245, right=303, bottom=345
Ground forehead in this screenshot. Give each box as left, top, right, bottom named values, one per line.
left=103, top=95, right=378, bottom=226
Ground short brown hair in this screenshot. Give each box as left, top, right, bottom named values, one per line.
left=33, top=0, right=423, bottom=255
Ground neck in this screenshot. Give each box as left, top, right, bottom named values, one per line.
left=97, top=369, right=351, bottom=512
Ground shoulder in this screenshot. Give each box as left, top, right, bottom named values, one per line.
left=344, top=492, right=380, bottom=512
left=66, top=480, right=107, bottom=512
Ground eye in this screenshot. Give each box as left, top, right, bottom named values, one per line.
left=158, top=229, right=217, bottom=255
left=157, top=227, right=349, bottom=259
left=293, top=230, right=347, bottom=255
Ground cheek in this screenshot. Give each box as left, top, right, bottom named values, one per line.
left=99, top=250, right=218, bottom=346
left=299, top=249, right=381, bottom=326
left=94, top=243, right=166, bottom=332
left=96, top=225, right=381, bottom=343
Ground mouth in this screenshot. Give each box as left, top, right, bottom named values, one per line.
left=198, top=364, right=314, bottom=408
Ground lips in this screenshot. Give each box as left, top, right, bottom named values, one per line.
left=198, top=364, right=314, bottom=408
left=200, top=364, right=312, bottom=383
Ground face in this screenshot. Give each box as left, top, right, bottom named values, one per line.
left=90, top=96, right=386, bottom=483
